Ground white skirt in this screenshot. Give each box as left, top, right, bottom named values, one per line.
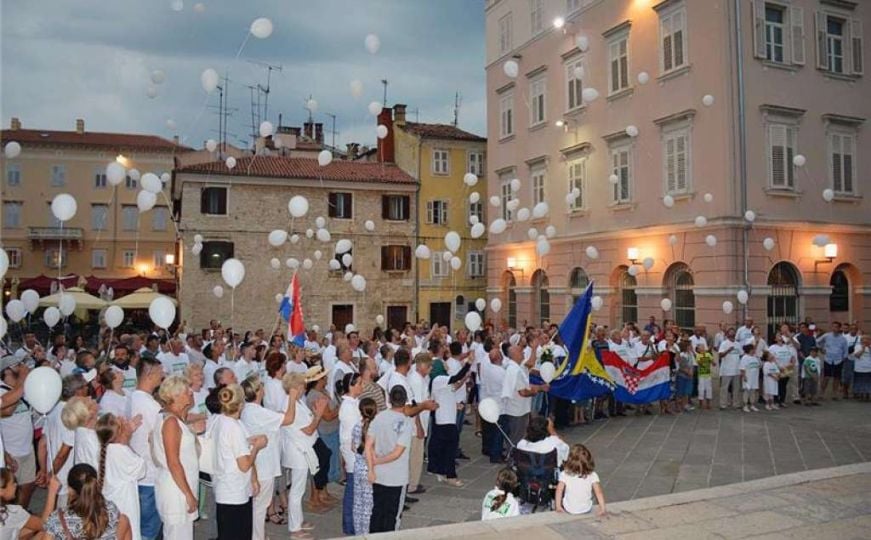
left=155, top=469, right=199, bottom=525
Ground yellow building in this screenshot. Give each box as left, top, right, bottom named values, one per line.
left=388, top=105, right=488, bottom=328
left=1, top=117, right=184, bottom=296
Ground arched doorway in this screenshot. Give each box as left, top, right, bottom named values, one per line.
left=614, top=265, right=637, bottom=325
left=830, top=268, right=849, bottom=314
left=503, top=271, right=517, bottom=329
left=568, top=267, right=590, bottom=306
left=664, top=263, right=695, bottom=331
left=767, top=262, right=800, bottom=340
left=531, top=269, right=550, bottom=326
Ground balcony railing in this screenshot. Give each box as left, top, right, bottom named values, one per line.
left=28, top=227, right=84, bottom=240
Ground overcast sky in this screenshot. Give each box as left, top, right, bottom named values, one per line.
left=1, top=0, right=486, bottom=150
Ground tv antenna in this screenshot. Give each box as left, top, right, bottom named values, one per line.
left=247, top=60, right=283, bottom=136
left=324, top=113, right=338, bottom=150
left=453, top=91, right=463, bottom=127
left=208, top=72, right=237, bottom=156
left=381, top=79, right=388, bottom=107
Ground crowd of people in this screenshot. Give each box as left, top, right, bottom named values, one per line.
left=0, top=314, right=868, bottom=539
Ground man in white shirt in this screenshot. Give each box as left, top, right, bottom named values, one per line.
left=348, top=332, right=366, bottom=363
left=13, top=332, right=38, bottom=360
left=157, top=338, right=190, bottom=376
left=328, top=342, right=358, bottom=401
left=233, top=341, right=259, bottom=383
left=736, top=318, right=754, bottom=344
left=406, top=353, right=433, bottom=495
left=718, top=328, right=742, bottom=409
left=0, top=357, right=36, bottom=506
left=480, top=345, right=506, bottom=463
left=185, top=334, right=207, bottom=365
left=446, top=341, right=471, bottom=460
left=128, top=355, right=165, bottom=540
left=500, top=345, right=548, bottom=446
left=321, top=331, right=344, bottom=373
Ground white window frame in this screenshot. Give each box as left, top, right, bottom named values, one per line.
left=610, top=143, right=633, bottom=203
left=94, top=168, right=107, bottom=189
left=6, top=248, right=21, bottom=268
left=829, top=129, right=857, bottom=195
left=122, top=205, right=139, bottom=231
left=432, top=149, right=450, bottom=175
left=153, top=250, right=166, bottom=269
left=467, top=151, right=485, bottom=176
left=499, top=12, right=513, bottom=54
left=662, top=126, right=692, bottom=195
left=469, top=200, right=484, bottom=224
left=567, top=157, right=586, bottom=211
left=91, top=249, right=107, bottom=269
left=659, top=4, right=688, bottom=74
left=499, top=92, right=514, bottom=138
left=5, top=164, right=21, bottom=187
left=426, top=200, right=449, bottom=225
left=122, top=250, right=135, bottom=268
left=565, top=57, right=585, bottom=111
left=764, top=2, right=787, bottom=63
left=530, top=0, right=543, bottom=35
left=152, top=206, right=168, bottom=231
left=531, top=167, right=546, bottom=206
left=468, top=251, right=485, bottom=278
left=125, top=174, right=137, bottom=189
left=608, top=33, right=630, bottom=94
left=529, top=75, right=546, bottom=126
left=500, top=177, right=513, bottom=221
left=91, top=204, right=108, bottom=231
left=825, top=14, right=847, bottom=74
left=45, top=249, right=65, bottom=269
left=3, top=202, right=22, bottom=228
left=50, top=164, right=66, bottom=187
left=431, top=253, right=448, bottom=278
left=767, top=122, right=798, bottom=190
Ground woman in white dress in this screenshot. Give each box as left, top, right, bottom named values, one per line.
left=96, top=412, right=146, bottom=540
left=61, top=396, right=100, bottom=469
left=98, top=369, right=129, bottom=418
left=153, top=375, right=200, bottom=540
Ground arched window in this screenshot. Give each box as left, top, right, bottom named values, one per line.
left=455, top=295, right=467, bottom=318
left=504, top=271, right=517, bottom=329
left=767, top=262, right=800, bottom=340
left=532, top=270, right=550, bottom=326
left=830, top=269, right=849, bottom=313
left=620, top=269, right=638, bottom=324
left=569, top=267, right=590, bottom=305
left=665, top=263, right=695, bottom=331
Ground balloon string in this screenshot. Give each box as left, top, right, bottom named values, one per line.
left=159, top=189, right=182, bottom=240
left=230, top=288, right=235, bottom=331
left=134, top=214, right=141, bottom=270
left=234, top=32, right=251, bottom=61
left=178, top=94, right=211, bottom=146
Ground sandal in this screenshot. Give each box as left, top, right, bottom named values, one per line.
left=290, top=532, right=314, bottom=540
left=266, top=511, right=286, bottom=525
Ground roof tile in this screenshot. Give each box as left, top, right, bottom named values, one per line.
left=401, top=122, right=486, bottom=142
left=1, top=129, right=189, bottom=151
left=177, top=156, right=416, bottom=185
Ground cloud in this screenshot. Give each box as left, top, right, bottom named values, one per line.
left=0, top=0, right=486, bottom=149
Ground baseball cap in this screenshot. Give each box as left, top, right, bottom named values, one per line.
left=0, top=355, right=23, bottom=371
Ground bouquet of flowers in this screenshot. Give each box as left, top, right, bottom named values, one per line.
left=540, top=342, right=555, bottom=364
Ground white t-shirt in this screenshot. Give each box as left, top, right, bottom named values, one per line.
left=481, top=489, right=520, bottom=520
left=45, top=401, right=76, bottom=495
left=407, top=369, right=430, bottom=434
left=73, top=427, right=100, bottom=469
left=212, top=414, right=253, bottom=504
left=609, top=340, right=637, bottom=365
left=158, top=351, right=190, bottom=376
left=322, top=345, right=337, bottom=372
left=480, top=360, right=506, bottom=402
left=203, top=359, right=220, bottom=390
left=431, top=375, right=458, bottom=426
left=516, top=435, right=570, bottom=466
left=233, top=359, right=260, bottom=384
left=559, top=471, right=600, bottom=514
left=854, top=345, right=871, bottom=373
left=113, top=365, right=138, bottom=391
left=768, top=344, right=797, bottom=370
left=101, top=443, right=146, bottom=538
left=380, top=370, right=411, bottom=404
left=285, top=360, right=308, bottom=376
left=99, top=390, right=130, bottom=419
left=0, top=385, right=33, bottom=456
left=446, top=357, right=467, bottom=404
left=736, top=326, right=754, bottom=344
left=739, top=354, right=761, bottom=390
left=501, top=360, right=531, bottom=417
left=263, top=377, right=287, bottom=413
left=240, top=403, right=283, bottom=481
left=338, top=396, right=361, bottom=473
left=718, top=340, right=741, bottom=376
left=129, top=390, right=162, bottom=486
left=0, top=504, right=32, bottom=540
left=281, top=398, right=316, bottom=469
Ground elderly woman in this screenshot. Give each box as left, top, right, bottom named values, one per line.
left=61, top=396, right=100, bottom=470
left=212, top=384, right=268, bottom=539
left=305, top=365, right=339, bottom=502
left=153, top=375, right=200, bottom=540
left=42, top=374, right=89, bottom=506
left=516, top=416, right=570, bottom=467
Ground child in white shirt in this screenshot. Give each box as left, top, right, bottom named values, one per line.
left=762, top=351, right=781, bottom=410
left=481, top=468, right=521, bottom=520
left=739, top=344, right=761, bottom=413
left=555, top=444, right=606, bottom=516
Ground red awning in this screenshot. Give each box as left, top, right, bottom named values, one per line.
left=11, top=274, right=80, bottom=295
left=4, top=275, right=175, bottom=297
left=100, top=276, right=176, bottom=295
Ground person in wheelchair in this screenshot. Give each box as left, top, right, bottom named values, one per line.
left=516, top=416, right=570, bottom=466
left=509, top=417, right=569, bottom=512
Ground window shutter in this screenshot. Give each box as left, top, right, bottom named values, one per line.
left=770, top=125, right=786, bottom=187
left=844, top=136, right=854, bottom=193
left=402, top=246, right=412, bottom=270
left=752, top=0, right=767, bottom=58
left=790, top=7, right=806, bottom=65
left=381, top=196, right=389, bottom=219
left=816, top=11, right=829, bottom=70
left=663, top=34, right=673, bottom=71
left=381, top=246, right=388, bottom=270
left=851, top=18, right=864, bottom=75
left=200, top=188, right=208, bottom=213
left=665, top=137, right=676, bottom=193
left=328, top=193, right=337, bottom=218
left=402, top=196, right=410, bottom=220
left=676, top=135, right=687, bottom=192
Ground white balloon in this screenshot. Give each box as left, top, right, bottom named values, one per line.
left=737, top=290, right=749, bottom=305
left=170, top=0, right=183, bottom=11
left=291, top=234, right=301, bottom=243
left=545, top=225, right=556, bottom=238
left=0, top=317, right=6, bottom=340
left=318, top=150, right=333, bottom=166
left=191, top=243, right=203, bottom=256
left=193, top=234, right=203, bottom=243
left=489, top=195, right=501, bottom=207
left=572, top=187, right=580, bottom=198
left=536, top=239, right=551, bottom=256
left=149, top=296, right=176, bottom=329
left=213, top=285, right=224, bottom=298
left=376, top=125, right=389, bottom=139
left=375, top=314, right=385, bottom=326
left=315, top=217, right=325, bottom=229
left=141, top=173, right=162, bottom=194
left=268, top=229, right=287, bottom=247
left=250, top=17, right=273, bottom=39
left=822, top=188, right=834, bottom=202
left=450, top=256, right=462, bottom=270
left=146, top=85, right=158, bottom=99
left=763, top=237, right=775, bottom=251
left=509, top=178, right=521, bottom=192
left=316, top=228, right=331, bottom=242
left=469, top=192, right=480, bottom=204
left=503, top=60, right=519, bottom=78
left=565, top=193, right=575, bottom=205
left=527, top=228, right=539, bottom=241
left=722, top=301, right=734, bottom=314
left=464, top=311, right=482, bottom=332
left=637, top=71, right=650, bottom=85
left=286, top=258, right=299, bottom=270
left=573, top=65, right=585, bottom=80
left=259, top=121, right=274, bottom=138
left=506, top=199, right=520, bottom=212
left=575, top=34, right=590, bottom=51
left=350, top=79, right=364, bottom=98
left=364, top=220, right=375, bottom=232
left=668, top=234, right=679, bottom=246
left=591, top=296, right=604, bottom=311
left=328, top=259, right=341, bottom=270
left=415, top=245, right=431, bottom=259
left=205, top=139, right=217, bottom=152
left=368, top=101, right=382, bottom=116
left=536, top=362, right=555, bottom=384
left=341, top=253, right=353, bottom=267
left=642, top=257, right=655, bottom=271
left=303, top=258, right=313, bottom=270
left=225, top=156, right=236, bottom=169
left=608, top=174, right=619, bottom=185
left=288, top=195, right=309, bottom=218
left=351, top=274, right=367, bottom=292
left=516, top=208, right=531, bottom=222
left=702, top=94, right=715, bottom=106
left=336, top=239, right=353, bottom=254
left=270, top=258, right=281, bottom=270
left=4, top=141, right=22, bottom=159
left=744, top=210, right=756, bottom=222
left=490, top=298, right=502, bottom=313
left=306, top=98, right=318, bottom=113
left=23, top=367, right=62, bottom=414
left=585, top=246, right=599, bottom=259
left=314, top=250, right=323, bottom=260
left=475, top=298, right=486, bottom=311
left=105, top=305, right=124, bottom=329
left=42, top=306, right=60, bottom=328
left=704, top=192, right=714, bottom=203
left=20, top=289, right=39, bottom=313
left=221, top=258, right=245, bottom=288
left=471, top=222, right=486, bottom=239
left=129, top=169, right=141, bottom=182
left=364, top=33, right=381, bottom=54
left=663, top=195, right=675, bottom=208
left=6, top=300, right=26, bottom=322
left=627, top=265, right=639, bottom=277
left=51, top=194, right=77, bottom=222
left=705, top=234, right=718, bottom=247
left=201, top=68, right=219, bottom=93
left=166, top=118, right=177, bottom=130
left=695, top=215, right=708, bottom=227
left=137, top=190, right=157, bottom=212
left=581, top=87, right=599, bottom=103
left=463, top=173, right=478, bottom=187
left=479, top=397, right=502, bottom=423
left=489, top=218, right=507, bottom=234
left=444, top=231, right=461, bottom=253
left=626, top=125, right=639, bottom=137
left=106, top=162, right=126, bottom=186
left=793, top=154, right=806, bottom=167
left=532, top=202, right=549, bottom=219
left=660, top=298, right=672, bottom=312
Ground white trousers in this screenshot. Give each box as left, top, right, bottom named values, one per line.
left=252, top=476, right=275, bottom=540
left=287, top=467, right=308, bottom=533
left=163, top=523, right=193, bottom=540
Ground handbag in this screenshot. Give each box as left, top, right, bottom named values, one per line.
left=298, top=440, right=320, bottom=475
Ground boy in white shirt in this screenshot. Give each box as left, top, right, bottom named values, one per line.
left=739, top=344, right=761, bottom=412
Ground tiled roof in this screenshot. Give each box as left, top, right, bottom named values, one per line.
left=0, top=129, right=190, bottom=151
left=401, top=122, right=486, bottom=142
left=176, top=156, right=417, bottom=185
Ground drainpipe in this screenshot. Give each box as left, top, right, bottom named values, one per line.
left=414, top=139, right=422, bottom=323
left=734, top=0, right=751, bottom=318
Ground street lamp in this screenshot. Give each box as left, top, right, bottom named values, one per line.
left=627, top=247, right=640, bottom=265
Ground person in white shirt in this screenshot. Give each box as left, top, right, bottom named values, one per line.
left=768, top=333, right=798, bottom=407
left=480, top=468, right=520, bottom=520
left=336, top=371, right=364, bottom=535
left=500, top=343, right=548, bottom=446
left=328, top=343, right=358, bottom=401
left=185, top=334, right=207, bottom=366
left=157, top=339, right=190, bottom=376
left=61, top=397, right=100, bottom=470
left=233, top=342, right=260, bottom=383
left=321, top=331, right=344, bottom=373
left=445, top=341, right=471, bottom=460
left=428, top=352, right=472, bottom=487
left=285, top=345, right=309, bottom=376
left=718, top=328, right=742, bottom=410
left=851, top=335, right=871, bottom=400
left=377, top=344, right=395, bottom=379
left=406, top=354, right=432, bottom=496
left=516, top=416, right=570, bottom=467
left=111, top=344, right=138, bottom=392
left=43, top=374, right=89, bottom=507
left=99, top=369, right=130, bottom=419
left=736, top=318, right=755, bottom=345
left=96, top=411, right=145, bottom=540
left=202, top=342, right=224, bottom=390
left=555, top=444, right=606, bottom=516
left=739, top=344, right=762, bottom=412
left=263, top=352, right=289, bottom=413
left=480, top=345, right=507, bottom=463
left=0, top=357, right=36, bottom=507
left=128, top=355, right=165, bottom=540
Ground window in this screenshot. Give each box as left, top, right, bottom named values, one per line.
left=122, top=205, right=138, bottom=231
left=816, top=13, right=863, bottom=75
left=506, top=272, right=517, bottom=328
left=5, top=164, right=21, bottom=187
left=467, top=152, right=485, bottom=176
left=152, top=250, right=165, bottom=269
left=610, top=144, right=632, bottom=203
left=469, top=200, right=484, bottom=224
left=432, top=149, right=450, bottom=175
left=620, top=270, right=638, bottom=325
left=830, top=269, right=849, bottom=313
left=531, top=167, right=546, bottom=206
left=152, top=206, right=168, bottom=231
left=91, top=204, right=108, bottom=231
left=566, top=58, right=584, bottom=111
left=765, top=4, right=786, bottom=63
left=335, top=248, right=353, bottom=271
left=3, top=202, right=22, bottom=228
left=768, top=124, right=797, bottom=189
left=201, top=241, right=234, bottom=269
left=426, top=200, right=449, bottom=225
left=830, top=132, right=856, bottom=194
left=660, top=6, right=687, bottom=73
left=754, top=2, right=805, bottom=65
left=568, top=158, right=586, bottom=210
left=328, top=192, right=353, bottom=219
left=122, top=250, right=135, bottom=268
left=499, top=92, right=514, bottom=138
left=431, top=253, right=448, bottom=278
left=532, top=270, right=550, bottom=325
left=767, top=262, right=799, bottom=340
left=91, top=249, right=107, bottom=269
left=381, top=245, right=412, bottom=271
left=455, top=295, right=467, bottom=318
left=5, top=248, right=21, bottom=268
left=468, top=251, right=485, bottom=278
left=530, top=76, right=546, bottom=126
left=382, top=195, right=410, bottom=221
left=94, top=168, right=107, bottom=189
left=667, top=264, right=695, bottom=331
left=663, top=129, right=690, bottom=194
left=45, top=249, right=65, bottom=269
left=530, top=0, right=543, bottom=34
left=48, top=204, right=62, bottom=228
left=50, top=165, right=65, bottom=187
left=609, top=35, right=630, bottom=94
left=499, top=13, right=513, bottom=54
left=125, top=174, right=137, bottom=189
left=201, top=187, right=228, bottom=215
left=500, top=176, right=513, bottom=220
left=827, top=16, right=845, bottom=73
left=569, top=267, right=589, bottom=304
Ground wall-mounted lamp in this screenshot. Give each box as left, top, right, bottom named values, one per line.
left=627, top=247, right=640, bottom=265
left=814, top=242, right=838, bottom=269
left=506, top=257, right=525, bottom=277
left=553, top=17, right=566, bottom=30
left=164, top=253, right=176, bottom=266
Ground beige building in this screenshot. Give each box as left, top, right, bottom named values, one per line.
left=174, top=156, right=417, bottom=332
left=1, top=118, right=183, bottom=294
left=485, top=0, right=869, bottom=334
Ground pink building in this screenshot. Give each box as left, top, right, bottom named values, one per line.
left=484, top=0, right=869, bottom=335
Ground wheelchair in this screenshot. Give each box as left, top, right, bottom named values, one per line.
left=509, top=447, right=559, bottom=513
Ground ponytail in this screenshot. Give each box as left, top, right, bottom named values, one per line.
left=356, top=397, right=377, bottom=455
left=95, top=414, right=120, bottom=490
left=67, top=464, right=109, bottom=539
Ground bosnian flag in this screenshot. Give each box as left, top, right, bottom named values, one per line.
left=601, top=351, right=672, bottom=404
left=279, top=273, right=306, bottom=347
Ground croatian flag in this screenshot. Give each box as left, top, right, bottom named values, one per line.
left=279, top=273, right=306, bottom=347
left=601, top=351, right=672, bottom=404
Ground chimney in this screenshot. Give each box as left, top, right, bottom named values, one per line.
left=303, top=121, right=313, bottom=140
left=376, top=108, right=394, bottom=163
left=314, top=123, right=324, bottom=145
left=346, top=143, right=358, bottom=159
left=394, top=104, right=407, bottom=125
left=10, top=117, right=21, bottom=130
left=173, top=135, right=179, bottom=145
left=75, top=118, right=85, bottom=134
